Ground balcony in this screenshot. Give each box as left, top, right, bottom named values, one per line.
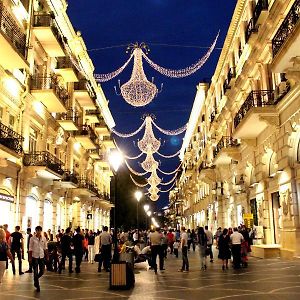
left=210, top=109, right=217, bottom=124
left=95, top=119, right=110, bottom=136
left=54, top=57, right=79, bottom=82
left=75, top=177, right=98, bottom=197
left=272, top=0, right=300, bottom=72
left=32, top=13, right=65, bottom=57
left=0, top=1, right=28, bottom=69
left=89, top=148, right=100, bottom=159
left=223, top=67, right=236, bottom=93
left=73, top=125, right=98, bottom=149
left=213, top=136, right=240, bottom=165
left=23, top=151, right=64, bottom=180
left=56, top=110, right=79, bottom=131
left=0, top=122, right=23, bottom=159
left=84, top=109, right=101, bottom=124
left=31, top=76, right=69, bottom=113
left=253, top=0, right=269, bottom=25
left=74, top=79, right=97, bottom=109
left=53, top=170, right=78, bottom=189
left=95, top=152, right=109, bottom=168
left=233, top=90, right=279, bottom=139
left=102, top=135, right=115, bottom=148
left=245, top=18, right=258, bottom=43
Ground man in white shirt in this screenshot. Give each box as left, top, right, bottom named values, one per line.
left=29, top=226, right=48, bottom=292
left=98, top=226, right=112, bottom=272
left=149, top=228, right=163, bottom=274
left=230, top=227, right=244, bottom=269
left=205, top=226, right=214, bottom=262
left=179, top=227, right=189, bottom=272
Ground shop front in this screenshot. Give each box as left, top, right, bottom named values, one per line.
left=23, top=195, right=39, bottom=231
left=0, top=190, right=14, bottom=228
left=43, top=199, right=53, bottom=232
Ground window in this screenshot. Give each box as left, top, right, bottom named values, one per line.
left=250, top=199, right=258, bottom=226
left=29, top=128, right=38, bottom=152
left=8, top=115, right=15, bottom=129
left=0, top=107, right=3, bottom=121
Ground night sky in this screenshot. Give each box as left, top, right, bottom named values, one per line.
left=67, top=0, right=236, bottom=207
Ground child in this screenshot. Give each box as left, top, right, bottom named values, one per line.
left=173, top=240, right=179, bottom=258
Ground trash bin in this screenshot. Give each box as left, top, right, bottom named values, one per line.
left=110, top=261, right=135, bottom=290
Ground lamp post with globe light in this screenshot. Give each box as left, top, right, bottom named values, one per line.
left=144, top=204, right=150, bottom=229
left=108, top=149, right=123, bottom=262
left=135, top=190, right=143, bottom=231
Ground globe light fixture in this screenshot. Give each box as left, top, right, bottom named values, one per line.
left=108, top=150, right=124, bottom=172
left=134, top=190, right=143, bottom=202
left=144, top=204, right=150, bottom=212
left=147, top=211, right=152, bottom=217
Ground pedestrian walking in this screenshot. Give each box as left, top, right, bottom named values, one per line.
left=173, top=240, right=179, bottom=258
left=161, top=231, right=168, bottom=259
left=0, top=228, right=14, bottom=284
left=25, top=228, right=33, bottom=273
left=58, top=227, right=73, bottom=274
left=190, top=229, right=196, bottom=251
left=29, top=226, right=48, bottom=292
left=205, top=225, right=214, bottom=262
left=88, top=230, right=95, bottom=264
left=230, top=227, right=244, bottom=269
left=149, top=228, right=163, bottom=274
left=98, top=226, right=112, bottom=272
left=197, top=227, right=208, bottom=270
left=73, top=227, right=84, bottom=273
left=10, top=226, right=24, bottom=275
left=166, top=230, right=175, bottom=254
left=178, top=227, right=189, bottom=272
left=218, top=228, right=231, bottom=270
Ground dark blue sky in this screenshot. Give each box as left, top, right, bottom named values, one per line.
left=67, top=0, right=236, bottom=207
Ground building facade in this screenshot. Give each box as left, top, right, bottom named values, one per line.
left=171, top=0, right=300, bottom=259
left=0, top=0, right=115, bottom=233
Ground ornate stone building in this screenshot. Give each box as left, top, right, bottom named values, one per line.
left=171, top=0, right=300, bottom=258
left=0, top=0, right=115, bottom=232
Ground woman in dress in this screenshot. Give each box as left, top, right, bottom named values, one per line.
left=218, top=228, right=231, bottom=271
left=0, top=228, right=14, bottom=283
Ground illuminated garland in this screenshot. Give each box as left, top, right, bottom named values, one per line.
left=124, top=152, right=144, bottom=160
left=160, top=173, right=177, bottom=186
left=125, top=159, right=148, bottom=176
left=152, top=120, right=187, bottom=135
left=130, top=174, right=148, bottom=187
left=94, top=54, right=134, bottom=82
left=159, top=181, right=176, bottom=193
left=156, top=149, right=181, bottom=158
left=111, top=119, right=146, bottom=138
left=142, top=33, right=219, bottom=78
left=147, top=169, right=161, bottom=186
left=141, top=151, right=159, bottom=172
left=150, top=193, right=159, bottom=202
left=157, top=163, right=182, bottom=175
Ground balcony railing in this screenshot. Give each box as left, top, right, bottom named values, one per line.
left=74, top=79, right=97, bottom=100
left=245, top=18, right=258, bottom=43
left=56, top=56, right=79, bottom=74
left=31, top=76, right=69, bottom=105
left=213, top=136, right=240, bottom=158
left=62, top=170, right=79, bottom=185
left=77, top=177, right=98, bottom=194
left=210, top=109, right=217, bottom=123
left=272, top=0, right=300, bottom=57
left=86, top=109, right=101, bottom=116
left=253, top=0, right=269, bottom=25
left=0, top=1, right=27, bottom=58
left=56, top=109, right=79, bottom=125
left=74, top=125, right=97, bottom=144
left=23, top=151, right=64, bottom=175
left=0, top=122, right=24, bottom=155
left=234, top=90, right=275, bottom=128
left=33, top=13, right=65, bottom=48
left=223, top=67, right=236, bottom=92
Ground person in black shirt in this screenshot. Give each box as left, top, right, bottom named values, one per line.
left=87, top=231, right=95, bottom=264
left=10, top=226, right=24, bottom=275
left=58, top=227, right=73, bottom=273
left=73, top=227, right=84, bottom=273
left=25, top=228, right=33, bottom=273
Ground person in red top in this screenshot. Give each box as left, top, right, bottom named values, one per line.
left=3, top=224, right=10, bottom=270
left=166, top=230, right=175, bottom=255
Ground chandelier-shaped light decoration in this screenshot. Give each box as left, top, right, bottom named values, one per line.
left=118, top=46, right=158, bottom=107
left=149, top=185, right=160, bottom=195
left=141, top=151, right=159, bottom=172
left=150, top=193, right=159, bottom=202
left=147, top=169, right=161, bottom=186
left=138, top=116, right=161, bottom=154
left=125, top=159, right=148, bottom=176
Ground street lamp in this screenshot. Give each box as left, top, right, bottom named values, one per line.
left=145, top=210, right=151, bottom=229
left=135, top=190, right=143, bottom=231
left=144, top=204, right=150, bottom=212
left=108, top=149, right=123, bottom=262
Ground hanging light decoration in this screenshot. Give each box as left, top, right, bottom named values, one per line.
left=115, top=44, right=162, bottom=107
left=150, top=193, right=159, bottom=202
left=130, top=174, right=148, bottom=188
left=141, top=151, right=159, bottom=172
left=152, top=120, right=187, bottom=135
left=149, top=185, right=160, bottom=195
left=147, top=169, right=161, bottom=186
left=138, top=116, right=161, bottom=154
left=111, top=118, right=146, bottom=138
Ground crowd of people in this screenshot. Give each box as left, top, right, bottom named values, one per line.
left=0, top=223, right=253, bottom=291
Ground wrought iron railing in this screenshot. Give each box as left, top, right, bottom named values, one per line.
left=77, top=177, right=98, bottom=194
left=62, top=170, right=79, bottom=185
left=31, top=76, right=69, bottom=106
left=74, top=79, right=97, bottom=100
left=272, top=0, right=300, bottom=57
left=56, top=56, right=79, bottom=76
left=85, top=109, right=101, bottom=116
left=0, top=1, right=27, bottom=57
left=234, top=90, right=275, bottom=128
left=0, top=122, right=24, bottom=155
left=213, top=136, right=240, bottom=158
left=102, top=135, right=113, bottom=142
left=223, top=67, right=236, bottom=92
left=56, top=109, right=79, bottom=126
left=245, top=18, right=258, bottom=43
left=23, top=151, right=64, bottom=175
left=33, top=13, right=65, bottom=49
left=253, top=0, right=269, bottom=25
left=73, top=125, right=97, bottom=145
left=210, top=109, right=217, bottom=123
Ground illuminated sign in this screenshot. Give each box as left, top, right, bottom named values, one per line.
left=0, top=193, right=14, bottom=203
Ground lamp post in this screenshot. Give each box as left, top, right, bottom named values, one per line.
left=146, top=210, right=152, bottom=229
left=108, top=150, right=123, bottom=263
left=134, top=190, right=143, bottom=231
left=144, top=204, right=150, bottom=229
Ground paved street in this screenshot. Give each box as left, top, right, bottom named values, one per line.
left=1, top=250, right=300, bottom=300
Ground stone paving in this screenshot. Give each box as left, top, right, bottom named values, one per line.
left=1, top=249, right=300, bottom=300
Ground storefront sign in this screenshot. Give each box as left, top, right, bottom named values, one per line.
left=0, top=193, right=14, bottom=203
left=243, top=213, right=254, bottom=228
left=87, top=213, right=93, bottom=220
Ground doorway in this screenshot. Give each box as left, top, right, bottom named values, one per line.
left=271, top=192, right=281, bottom=244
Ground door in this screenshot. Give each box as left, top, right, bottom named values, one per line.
left=250, top=199, right=258, bottom=226
left=271, top=192, right=281, bottom=244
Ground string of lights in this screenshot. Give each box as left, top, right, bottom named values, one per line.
left=142, top=32, right=219, bottom=78
left=157, top=163, right=182, bottom=175
left=141, top=151, right=159, bottom=172
left=152, top=120, right=187, bottom=135
left=159, top=173, right=178, bottom=186
left=124, top=152, right=144, bottom=160
left=159, top=181, right=176, bottom=193
left=156, top=149, right=181, bottom=158
left=125, top=159, right=149, bottom=176
left=94, top=53, right=133, bottom=82
left=130, top=174, right=148, bottom=188
left=111, top=119, right=146, bottom=138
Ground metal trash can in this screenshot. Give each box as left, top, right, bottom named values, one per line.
left=110, top=261, right=135, bottom=290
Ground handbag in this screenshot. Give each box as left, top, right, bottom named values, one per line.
left=205, top=246, right=210, bottom=256
left=94, top=253, right=102, bottom=262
